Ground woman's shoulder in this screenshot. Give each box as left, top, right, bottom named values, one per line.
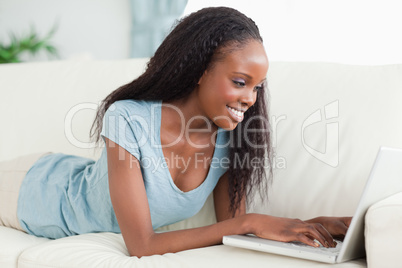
left=106, top=99, right=160, bottom=119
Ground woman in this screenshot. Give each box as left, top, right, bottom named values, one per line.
left=0, top=7, right=351, bottom=257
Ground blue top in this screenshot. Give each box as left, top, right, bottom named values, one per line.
left=17, top=100, right=230, bottom=239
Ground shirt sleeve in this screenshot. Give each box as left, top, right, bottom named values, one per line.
left=100, top=102, right=142, bottom=160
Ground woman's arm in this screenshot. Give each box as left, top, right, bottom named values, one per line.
left=105, top=138, right=336, bottom=257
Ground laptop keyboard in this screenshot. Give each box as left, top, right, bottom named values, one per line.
left=289, top=239, right=343, bottom=254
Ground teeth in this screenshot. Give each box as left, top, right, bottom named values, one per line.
left=227, top=106, right=244, bottom=117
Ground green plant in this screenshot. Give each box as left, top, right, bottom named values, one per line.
left=0, top=24, right=59, bottom=64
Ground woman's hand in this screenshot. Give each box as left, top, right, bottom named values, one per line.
left=305, top=217, right=352, bottom=239
left=249, top=214, right=337, bottom=248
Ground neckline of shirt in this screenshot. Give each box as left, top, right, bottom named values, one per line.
left=156, top=100, right=222, bottom=195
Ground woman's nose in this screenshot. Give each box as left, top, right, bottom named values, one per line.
left=239, top=88, right=256, bottom=108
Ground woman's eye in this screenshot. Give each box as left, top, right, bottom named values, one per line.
left=233, top=80, right=246, bottom=87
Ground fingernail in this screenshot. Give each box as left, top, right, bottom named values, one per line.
left=325, top=241, right=329, bottom=248
left=314, top=242, right=319, bottom=247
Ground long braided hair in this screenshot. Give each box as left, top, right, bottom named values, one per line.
left=90, top=6, right=273, bottom=216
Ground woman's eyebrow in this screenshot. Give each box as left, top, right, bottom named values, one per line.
left=233, top=72, right=266, bottom=83
left=233, top=72, right=252, bottom=79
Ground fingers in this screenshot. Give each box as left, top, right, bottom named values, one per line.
left=316, top=216, right=352, bottom=237
left=254, top=216, right=340, bottom=248
left=301, top=223, right=335, bottom=248
left=313, top=223, right=337, bottom=247
left=297, top=233, right=321, bottom=248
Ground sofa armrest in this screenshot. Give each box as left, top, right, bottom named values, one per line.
left=365, top=192, right=402, bottom=268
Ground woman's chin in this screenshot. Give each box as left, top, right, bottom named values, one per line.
left=214, top=119, right=239, bottom=131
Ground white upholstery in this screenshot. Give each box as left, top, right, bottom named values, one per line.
left=18, top=233, right=367, bottom=268
left=0, top=227, right=47, bottom=267
left=257, top=62, right=402, bottom=220
left=365, top=192, right=402, bottom=268
left=1, top=58, right=401, bottom=267
left=0, top=59, right=148, bottom=162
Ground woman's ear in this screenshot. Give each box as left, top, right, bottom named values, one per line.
left=198, top=70, right=207, bottom=85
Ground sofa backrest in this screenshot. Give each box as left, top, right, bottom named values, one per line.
left=259, top=62, right=402, bottom=219
left=1, top=59, right=401, bottom=227
left=0, top=59, right=148, bottom=161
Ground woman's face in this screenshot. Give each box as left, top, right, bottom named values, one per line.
left=196, top=40, right=269, bottom=130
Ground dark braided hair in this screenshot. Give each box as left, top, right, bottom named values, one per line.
left=90, top=6, right=273, bottom=216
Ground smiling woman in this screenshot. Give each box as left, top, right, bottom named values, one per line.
left=0, top=6, right=351, bottom=258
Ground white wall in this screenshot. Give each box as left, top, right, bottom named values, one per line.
left=1, top=0, right=401, bottom=64
left=184, top=0, right=402, bottom=65
left=0, top=0, right=131, bottom=61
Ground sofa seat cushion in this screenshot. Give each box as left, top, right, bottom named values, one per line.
left=18, top=231, right=366, bottom=268
left=0, top=226, right=48, bottom=267
left=365, top=192, right=402, bottom=268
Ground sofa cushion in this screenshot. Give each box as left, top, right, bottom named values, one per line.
left=0, top=226, right=48, bottom=268
left=365, top=192, right=402, bottom=268
left=18, top=231, right=366, bottom=268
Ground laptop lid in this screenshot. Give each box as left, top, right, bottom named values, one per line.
left=337, top=146, right=402, bottom=262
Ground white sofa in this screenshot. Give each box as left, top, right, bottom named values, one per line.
left=1, top=59, right=402, bottom=268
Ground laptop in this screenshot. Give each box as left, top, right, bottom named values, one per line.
left=223, top=146, right=402, bottom=263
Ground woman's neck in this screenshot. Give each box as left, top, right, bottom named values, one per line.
left=162, top=91, right=218, bottom=135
